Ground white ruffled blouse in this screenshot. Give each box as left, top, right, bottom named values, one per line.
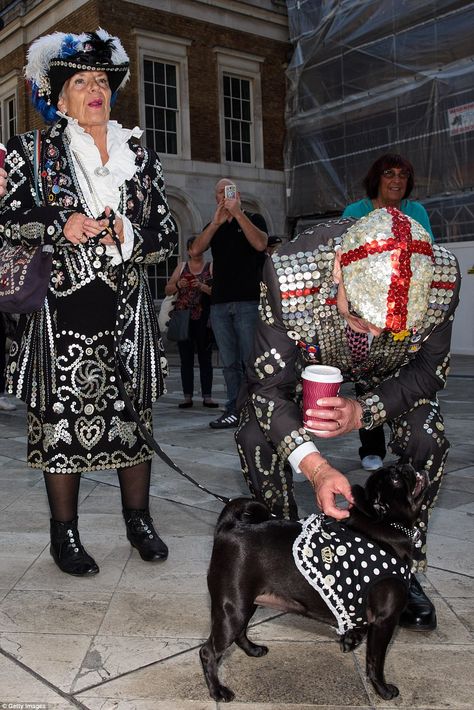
left=61, top=113, right=143, bottom=264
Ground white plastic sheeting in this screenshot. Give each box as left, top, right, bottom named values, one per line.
left=285, top=0, right=474, bottom=242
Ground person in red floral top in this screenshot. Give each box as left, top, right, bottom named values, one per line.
left=165, top=237, right=219, bottom=409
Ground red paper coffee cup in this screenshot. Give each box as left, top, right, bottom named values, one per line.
left=302, top=365, right=343, bottom=431
left=0, top=143, right=6, bottom=169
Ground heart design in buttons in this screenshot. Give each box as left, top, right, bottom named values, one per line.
left=74, top=416, right=105, bottom=450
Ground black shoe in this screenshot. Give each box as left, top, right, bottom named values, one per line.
left=399, top=575, right=437, bottom=630
left=203, top=400, right=219, bottom=408
left=50, top=518, right=99, bottom=576
left=209, top=412, right=238, bottom=429
left=123, top=509, right=168, bottom=561
left=178, top=400, right=193, bottom=408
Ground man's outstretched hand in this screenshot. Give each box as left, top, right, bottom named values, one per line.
left=300, top=453, right=354, bottom=520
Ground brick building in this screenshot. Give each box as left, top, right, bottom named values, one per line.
left=0, top=0, right=289, bottom=298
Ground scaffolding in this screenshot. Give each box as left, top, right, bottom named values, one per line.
left=284, top=0, right=474, bottom=242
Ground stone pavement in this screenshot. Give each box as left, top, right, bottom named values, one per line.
left=0, top=353, right=473, bottom=709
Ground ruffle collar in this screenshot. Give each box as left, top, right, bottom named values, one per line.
left=59, top=112, right=143, bottom=187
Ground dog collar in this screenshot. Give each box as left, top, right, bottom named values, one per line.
left=389, top=522, right=422, bottom=547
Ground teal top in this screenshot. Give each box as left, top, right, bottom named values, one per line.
left=342, top=198, right=434, bottom=240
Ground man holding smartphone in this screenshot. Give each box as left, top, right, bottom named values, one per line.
left=190, top=178, right=268, bottom=428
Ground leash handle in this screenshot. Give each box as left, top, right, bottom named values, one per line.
left=109, top=225, right=230, bottom=505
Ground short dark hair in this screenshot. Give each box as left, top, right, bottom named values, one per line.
left=363, top=153, right=414, bottom=200
left=186, top=236, right=196, bottom=250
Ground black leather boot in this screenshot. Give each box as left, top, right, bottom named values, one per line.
left=50, top=518, right=99, bottom=576
left=399, top=575, right=437, bottom=630
left=123, top=509, right=168, bottom=561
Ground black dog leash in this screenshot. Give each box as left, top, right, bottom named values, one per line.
left=115, top=371, right=231, bottom=505
left=98, top=213, right=230, bottom=506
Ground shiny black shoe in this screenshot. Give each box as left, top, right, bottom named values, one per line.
left=123, top=509, right=169, bottom=561
left=50, top=518, right=99, bottom=576
left=399, top=575, right=437, bottom=630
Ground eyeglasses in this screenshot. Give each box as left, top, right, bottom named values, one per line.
left=381, top=169, right=410, bottom=180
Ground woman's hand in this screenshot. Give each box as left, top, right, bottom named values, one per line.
left=305, top=396, right=362, bottom=437
left=64, top=213, right=107, bottom=245
left=98, top=206, right=124, bottom=245
left=199, top=282, right=212, bottom=295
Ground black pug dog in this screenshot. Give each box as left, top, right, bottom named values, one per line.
left=200, top=463, right=428, bottom=703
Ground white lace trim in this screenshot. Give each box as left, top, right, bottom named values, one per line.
left=60, top=112, right=142, bottom=194
left=293, top=514, right=352, bottom=634
left=59, top=113, right=141, bottom=263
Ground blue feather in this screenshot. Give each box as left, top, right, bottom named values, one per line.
left=60, top=34, right=80, bottom=58
left=31, top=84, right=59, bottom=124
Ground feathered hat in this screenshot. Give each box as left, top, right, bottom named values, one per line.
left=25, top=28, right=130, bottom=123
left=340, top=207, right=434, bottom=333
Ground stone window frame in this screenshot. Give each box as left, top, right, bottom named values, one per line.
left=143, top=57, right=179, bottom=155
left=214, top=47, right=265, bottom=168
left=223, top=74, right=252, bottom=164
left=135, top=30, right=192, bottom=159
left=0, top=71, right=18, bottom=144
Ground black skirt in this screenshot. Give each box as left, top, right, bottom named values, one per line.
left=27, top=279, right=153, bottom=474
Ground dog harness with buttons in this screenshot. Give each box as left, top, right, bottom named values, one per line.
left=293, top=513, right=411, bottom=634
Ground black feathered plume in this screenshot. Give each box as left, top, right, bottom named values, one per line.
left=77, top=32, right=116, bottom=65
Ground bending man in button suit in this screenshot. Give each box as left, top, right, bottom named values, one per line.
left=235, top=207, right=460, bottom=631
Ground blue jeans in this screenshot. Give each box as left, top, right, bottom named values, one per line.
left=210, top=301, right=259, bottom=414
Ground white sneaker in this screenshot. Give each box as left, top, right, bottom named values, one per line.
left=0, top=395, right=16, bottom=411
left=361, top=455, right=383, bottom=471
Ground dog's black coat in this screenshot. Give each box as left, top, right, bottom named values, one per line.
left=200, top=463, right=427, bottom=702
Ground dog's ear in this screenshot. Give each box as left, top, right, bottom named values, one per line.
left=351, top=484, right=374, bottom=516
left=352, top=482, right=390, bottom=519
left=372, top=493, right=389, bottom=517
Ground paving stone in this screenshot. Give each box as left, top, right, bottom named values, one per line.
left=0, top=590, right=110, bottom=634
left=98, top=591, right=211, bottom=639
left=0, top=654, right=79, bottom=707
left=0, top=357, right=473, bottom=708
left=361, top=643, right=474, bottom=708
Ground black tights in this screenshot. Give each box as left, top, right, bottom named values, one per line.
left=117, top=461, right=151, bottom=510
left=43, top=460, right=152, bottom=522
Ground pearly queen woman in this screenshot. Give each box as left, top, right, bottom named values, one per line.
left=0, top=30, right=177, bottom=576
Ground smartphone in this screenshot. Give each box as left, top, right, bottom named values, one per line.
left=224, top=184, right=236, bottom=200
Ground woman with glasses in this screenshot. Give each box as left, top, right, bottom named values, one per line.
left=342, top=153, right=434, bottom=238
left=342, top=154, right=434, bottom=472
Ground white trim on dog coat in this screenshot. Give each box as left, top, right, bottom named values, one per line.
left=293, top=514, right=410, bottom=635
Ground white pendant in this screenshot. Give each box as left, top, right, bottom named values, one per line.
left=94, top=166, right=110, bottom=177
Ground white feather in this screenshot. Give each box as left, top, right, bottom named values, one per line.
left=96, top=27, right=130, bottom=65
left=25, top=32, right=67, bottom=82
left=24, top=28, right=130, bottom=87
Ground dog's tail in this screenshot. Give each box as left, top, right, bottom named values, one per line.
left=215, top=497, right=271, bottom=535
